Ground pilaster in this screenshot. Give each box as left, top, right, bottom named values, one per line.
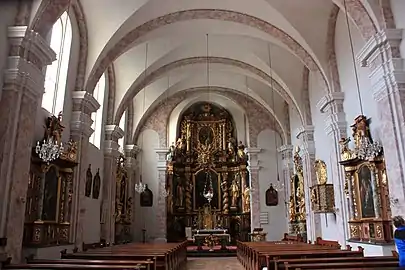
left=101, top=125, right=124, bottom=244
left=69, top=91, right=99, bottom=248
left=317, top=92, right=348, bottom=246
left=357, top=28, right=405, bottom=216
left=123, top=144, right=140, bottom=238
left=0, top=26, right=55, bottom=262
left=246, top=148, right=261, bottom=230
left=155, top=148, right=169, bottom=242
left=278, top=145, right=294, bottom=201
left=296, top=126, right=322, bottom=242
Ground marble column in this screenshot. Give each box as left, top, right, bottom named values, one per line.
left=357, top=29, right=405, bottom=216
left=69, top=91, right=99, bottom=247
left=155, top=148, right=169, bottom=242
left=246, top=148, right=261, bottom=230
left=317, top=92, right=348, bottom=245
left=296, top=126, right=322, bottom=242
left=0, top=26, right=55, bottom=262
left=124, top=144, right=140, bottom=238
left=101, top=125, right=124, bottom=244
left=278, top=145, right=294, bottom=219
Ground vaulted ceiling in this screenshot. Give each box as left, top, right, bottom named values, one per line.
left=33, top=0, right=382, bottom=136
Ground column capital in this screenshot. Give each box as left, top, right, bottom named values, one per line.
left=103, top=140, right=121, bottom=158
left=295, top=125, right=314, bottom=139
left=105, top=125, right=124, bottom=142
left=8, top=26, right=56, bottom=67
left=316, top=92, right=345, bottom=113
left=357, top=28, right=403, bottom=66
left=124, top=144, right=140, bottom=157
left=278, top=144, right=294, bottom=153
left=245, top=147, right=261, bottom=154
left=70, top=111, right=94, bottom=138
left=155, top=148, right=169, bottom=170
left=72, top=91, right=100, bottom=116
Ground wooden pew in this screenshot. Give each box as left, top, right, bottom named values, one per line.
left=283, top=260, right=398, bottom=269
left=277, top=256, right=397, bottom=269
left=26, top=259, right=154, bottom=270
left=281, top=233, right=304, bottom=243
left=237, top=240, right=363, bottom=270
left=61, top=241, right=187, bottom=270
left=4, top=264, right=147, bottom=269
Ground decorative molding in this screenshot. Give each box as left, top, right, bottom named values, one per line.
left=70, top=111, right=94, bottom=138
left=103, top=140, right=120, bottom=157
left=72, top=91, right=100, bottom=114
left=357, top=28, right=404, bottom=66
left=316, top=92, right=345, bottom=113
left=295, top=125, right=315, bottom=139
left=278, top=144, right=294, bottom=153
left=105, top=125, right=124, bottom=142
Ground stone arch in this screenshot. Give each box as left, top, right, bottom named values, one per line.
left=106, top=64, right=116, bottom=125
left=133, top=86, right=286, bottom=148
left=326, top=4, right=342, bottom=94
left=114, top=57, right=304, bottom=127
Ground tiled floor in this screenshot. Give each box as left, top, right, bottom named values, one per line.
left=187, top=257, right=244, bottom=270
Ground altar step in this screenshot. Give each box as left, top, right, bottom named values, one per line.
left=186, top=245, right=236, bottom=257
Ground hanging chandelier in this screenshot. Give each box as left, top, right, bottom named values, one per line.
left=135, top=178, right=146, bottom=193
left=35, top=138, right=64, bottom=163
left=354, top=136, right=382, bottom=160
left=203, top=171, right=214, bottom=203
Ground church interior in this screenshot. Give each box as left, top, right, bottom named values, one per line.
left=0, top=0, right=405, bottom=269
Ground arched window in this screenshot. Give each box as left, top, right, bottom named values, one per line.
left=118, top=111, right=126, bottom=153
left=42, top=12, right=72, bottom=115
left=89, top=73, right=106, bottom=148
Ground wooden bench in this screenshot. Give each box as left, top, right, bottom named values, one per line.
left=278, top=256, right=398, bottom=269
left=61, top=241, right=187, bottom=270
left=283, top=260, right=398, bottom=269
left=25, top=259, right=154, bottom=270
left=4, top=264, right=147, bottom=269
left=281, top=233, right=304, bottom=243
left=237, top=240, right=363, bottom=270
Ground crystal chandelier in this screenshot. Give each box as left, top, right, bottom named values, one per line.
left=203, top=171, right=214, bottom=203
left=35, top=138, right=63, bottom=163
left=354, top=136, right=382, bottom=160
left=135, top=175, right=146, bottom=193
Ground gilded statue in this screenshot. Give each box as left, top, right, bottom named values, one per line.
left=293, top=146, right=303, bottom=174
left=297, top=197, right=306, bottom=221
left=203, top=205, right=213, bottom=229
left=166, top=143, right=175, bottom=161
left=228, top=139, right=236, bottom=160
left=289, top=195, right=296, bottom=222
left=339, top=137, right=353, bottom=161
left=351, top=115, right=371, bottom=149
left=44, top=112, right=65, bottom=145
left=314, top=159, right=328, bottom=185
left=243, top=186, right=251, bottom=212
left=237, top=141, right=247, bottom=161
left=230, top=176, right=240, bottom=207
left=115, top=200, right=123, bottom=222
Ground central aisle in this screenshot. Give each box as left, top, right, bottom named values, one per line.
left=187, top=257, right=243, bottom=270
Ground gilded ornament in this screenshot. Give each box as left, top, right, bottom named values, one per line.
left=314, top=159, right=328, bottom=185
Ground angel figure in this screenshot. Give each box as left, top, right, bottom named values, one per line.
left=339, top=137, right=353, bottom=161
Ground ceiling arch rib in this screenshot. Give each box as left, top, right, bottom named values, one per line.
left=84, top=9, right=330, bottom=95
left=113, top=56, right=304, bottom=126
left=133, top=87, right=287, bottom=147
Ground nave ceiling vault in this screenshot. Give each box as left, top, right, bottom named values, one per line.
left=29, top=0, right=389, bottom=137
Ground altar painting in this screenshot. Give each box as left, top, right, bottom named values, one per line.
left=357, top=165, right=375, bottom=218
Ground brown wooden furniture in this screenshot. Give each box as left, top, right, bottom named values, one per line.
left=281, top=233, right=304, bottom=243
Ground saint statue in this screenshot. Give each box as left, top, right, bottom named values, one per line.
left=230, top=177, right=240, bottom=207
left=243, top=186, right=251, bottom=212
left=176, top=181, right=185, bottom=207
left=166, top=143, right=175, bottom=161
left=237, top=141, right=247, bottom=161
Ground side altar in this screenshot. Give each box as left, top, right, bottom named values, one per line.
left=166, top=103, right=251, bottom=245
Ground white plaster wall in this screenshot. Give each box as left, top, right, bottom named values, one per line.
left=289, top=106, right=302, bottom=147
left=134, top=129, right=159, bottom=241
left=0, top=1, right=18, bottom=101
left=391, top=0, right=405, bottom=56
left=82, top=144, right=103, bottom=244
left=257, top=129, right=288, bottom=241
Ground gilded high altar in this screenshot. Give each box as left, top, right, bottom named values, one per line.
left=166, top=103, right=251, bottom=243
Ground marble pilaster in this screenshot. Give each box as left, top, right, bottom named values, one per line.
left=357, top=28, right=405, bottom=216
left=69, top=91, right=99, bottom=247
left=296, top=126, right=321, bottom=242
left=246, top=148, right=261, bottom=230
left=155, top=148, right=169, bottom=242
left=0, top=26, right=55, bottom=262
left=317, top=91, right=349, bottom=246
left=101, top=125, right=124, bottom=244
